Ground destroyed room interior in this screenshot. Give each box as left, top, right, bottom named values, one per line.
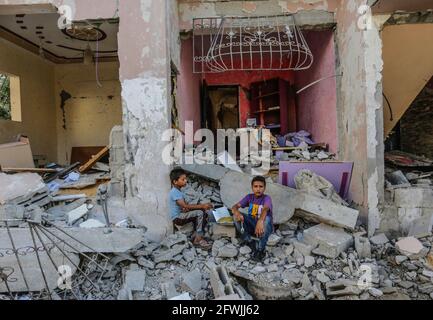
left=0, top=0, right=433, bottom=302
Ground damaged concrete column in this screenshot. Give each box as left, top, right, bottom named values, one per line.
left=335, top=0, right=385, bottom=236
left=118, top=0, right=173, bottom=241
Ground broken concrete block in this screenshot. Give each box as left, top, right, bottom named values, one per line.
left=161, top=281, right=178, bottom=299
left=394, top=188, right=433, bottom=208
left=408, top=213, right=433, bottom=238
left=326, top=279, right=361, bottom=297
left=395, top=255, right=408, bottom=265
left=207, top=263, right=236, bottom=298
left=181, top=164, right=229, bottom=182
left=210, top=224, right=236, bottom=240
left=293, top=240, right=313, bottom=256
left=304, top=256, right=315, bottom=268
left=0, top=248, right=79, bottom=293
left=0, top=227, right=144, bottom=255
left=161, top=233, right=188, bottom=249
left=214, top=294, right=241, bottom=300
left=369, top=233, right=389, bottom=245
left=239, top=246, right=252, bottom=255
left=354, top=236, right=372, bottom=259
left=181, top=269, right=202, bottom=294
left=303, top=224, right=353, bottom=259
left=281, top=268, right=303, bottom=284
left=219, top=170, right=359, bottom=230
left=153, top=244, right=187, bottom=263
left=395, top=237, right=424, bottom=257
left=169, top=292, right=192, bottom=300
left=174, top=222, right=194, bottom=234
left=267, top=234, right=281, bottom=246
left=217, top=244, right=238, bottom=258
left=79, top=219, right=106, bottom=228
left=0, top=173, right=47, bottom=205
left=124, top=267, right=146, bottom=292
left=137, top=257, right=155, bottom=269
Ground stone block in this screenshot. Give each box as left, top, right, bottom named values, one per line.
left=181, top=269, right=203, bottom=294
left=125, top=267, right=146, bottom=292
left=210, top=224, right=236, bottom=240
left=408, top=212, right=433, bottom=238
left=398, top=208, right=423, bottom=234
left=394, top=188, right=433, bottom=208
left=303, top=224, right=353, bottom=259
left=0, top=227, right=144, bottom=254
left=326, top=279, right=361, bottom=297
left=369, top=233, right=389, bottom=245
left=0, top=247, right=79, bottom=293
left=395, top=237, right=424, bottom=257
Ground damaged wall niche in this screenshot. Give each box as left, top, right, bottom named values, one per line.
left=55, top=62, right=122, bottom=165
left=0, top=37, right=57, bottom=161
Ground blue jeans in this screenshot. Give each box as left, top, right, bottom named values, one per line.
left=234, top=214, right=273, bottom=251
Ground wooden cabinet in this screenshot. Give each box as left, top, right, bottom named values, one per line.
left=250, top=78, right=296, bottom=135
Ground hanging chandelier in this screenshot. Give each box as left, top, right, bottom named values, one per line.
left=193, top=14, right=314, bottom=73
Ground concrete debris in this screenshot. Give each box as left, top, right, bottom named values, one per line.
left=303, top=224, right=353, bottom=259
left=395, top=237, right=425, bottom=257
left=326, top=279, right=361, bottom=296
left=79, top=219, right=106, bottom=229
left=0, top=173, right=48, bottom=206
left=169, top=292, right=192, bottom=300
left=217, top=244, right=239, bottom=258
left=182, top=165, right=359, bottom=230
left=370, top=233, right=389, bottom=246
left=180, top=269, right=202, bottom=294
left=210, top=224, right=236, bottom=240
left=408, top=214, right=433, bottom=238
left=294, top=169, right=348, bottom=206
left=354, top=235, right=372, bottom=259
left=267, top=234, right=281, bottom=246
left=124, top=266, right=146, bottom=292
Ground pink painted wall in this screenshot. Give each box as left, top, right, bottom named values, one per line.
left=295, top=30, right=338, bottom=153
left=178, top=30, right=338, bottom=154
left=204, top=70, right=294, bottom=128
left=177, top=38, right=201, bottom=135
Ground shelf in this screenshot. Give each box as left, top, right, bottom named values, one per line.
left=253, top=91, right=280, bottom=100
left=265, top=124, right=281, bottom=129
left=252, top=107, right=280, bottom=115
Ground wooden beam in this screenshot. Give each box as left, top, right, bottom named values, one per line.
left=79, top=146, right=109, bottom=173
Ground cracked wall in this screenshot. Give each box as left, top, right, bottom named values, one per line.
left=335, top=0, right=384, bottom=235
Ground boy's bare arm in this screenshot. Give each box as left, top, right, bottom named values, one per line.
left=231, top=203, right=244, bottom=222
left=177, top=199, right=213, bottom=211
left=255, top=206, right=269, bottom=237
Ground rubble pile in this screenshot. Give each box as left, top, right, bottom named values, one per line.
left=385, top=151, right=433, bottom=189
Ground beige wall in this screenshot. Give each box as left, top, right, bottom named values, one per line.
left=0, top=38, right=57, bottom=162
left=55, top=62, right=122, bottom=165
left=382, top=24, right=433, bottom=137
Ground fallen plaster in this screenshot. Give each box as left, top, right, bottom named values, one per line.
left=0, top=248, right=79, bottom=293
left=0, top=227, right=145, bottom=253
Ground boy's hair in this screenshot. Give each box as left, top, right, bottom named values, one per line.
left=170, top=168, right=186, bottom=183
left=251, top=176, right=266, bottom=187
